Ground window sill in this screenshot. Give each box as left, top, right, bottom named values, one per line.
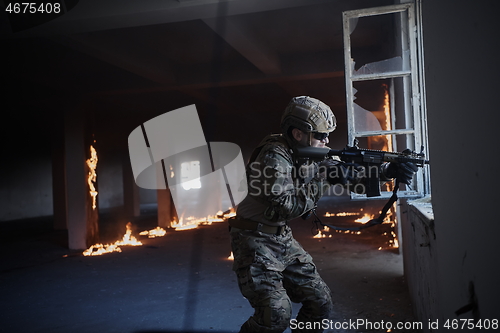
left=407, top=195, right=434, bottom=222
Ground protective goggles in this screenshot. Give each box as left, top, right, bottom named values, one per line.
left=312, top=132, right=329, bottom=141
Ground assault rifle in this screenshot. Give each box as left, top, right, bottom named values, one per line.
left=295, top=141, right=430, bottom=231
left=295, top=141, right=429, bottom=197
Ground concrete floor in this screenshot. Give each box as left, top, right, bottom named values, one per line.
left=0, top=197, right=418, bottom=333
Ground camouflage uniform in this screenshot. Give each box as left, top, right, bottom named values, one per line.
left=230, top=134, right=333, bottom=333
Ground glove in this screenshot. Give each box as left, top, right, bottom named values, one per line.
left=319, top=159, right=355, bottom=185
left=383, top=162, right=418, bottom=185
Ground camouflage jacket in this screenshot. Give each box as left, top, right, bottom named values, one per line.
left=236, top=134, right=331, bottom=227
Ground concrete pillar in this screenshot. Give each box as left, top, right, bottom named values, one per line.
left=157, top=189, right=172, bottom=228
left=51, top=109, right=67, bottom=230
left=64, top=107, right=99, bottom=250
left=123, top=155, right=140, bottom=219
left=156, top=162, right=175, bottom=228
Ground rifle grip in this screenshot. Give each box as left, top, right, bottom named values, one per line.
left=365, top=173, right=381, bottom=197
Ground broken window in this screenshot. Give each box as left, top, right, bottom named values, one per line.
left=181, top=160, right=202, bottom=190
left=343, top=2, right=430, bottom=199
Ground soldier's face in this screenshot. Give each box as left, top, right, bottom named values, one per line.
left=309, top=133, right=330, bottom=148
left=292, top=129, right=329, bottom=147
left=309, top=133, right=328, bottom=148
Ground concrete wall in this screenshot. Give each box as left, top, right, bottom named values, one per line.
left=0, top=139, right=158, bottom=223
left=96, top=151, right=124, bottom=212
left=402, top=198, right=439, bottom=330
left=404, top=0, right=500, bottom=327
left=98, top=152, right=158, bottom=213
left=0, top=106, right=54, bottom=221
left=0, top=154, right=53, bottom=221
left=0, top=121, right=151, bottom=223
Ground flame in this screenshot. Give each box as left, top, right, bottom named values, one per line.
left=382, top=84, right=393, bottom=152
left=82, top=243, right=122, bottom=256
left=83, top=222, right=142, bottom=256
left=325, top=211, right=360, bottom=217
left=391, top=231, right=399, bottom=248
left=313, top=227, right=332, bottom=238
left=227, top=252, right=234, bottom=260
left=172, top=215, right=202, bottom=231
left=139, top=226, right=167, bottom=238
left=86, top=145, right=98, bottom=209
left=174, top=223, right=199, bottom=231
left=314, top=230, right=326, bottom=238
left=365, top=84, right=393, bottom=153
left=354, top=214, right=375, bottom=224
left=172, top=208, right=236, bottom=231
left=206, top=212, right=225, bottom=223
left=81, top=206, right=237, bottom=256
left=223, top=210, right=236, bottom=219
left=117, top=222, right=143, bottom=246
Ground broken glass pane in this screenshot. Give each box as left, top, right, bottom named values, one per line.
left=354, top=50, right=410, bottom=76
left=349, top=17, right=359, bottom=34
left=354, top=102, right=382, bottom=132
left=352, top=78, right=413, bottom=133
left=354, top=134, right=413, bottom=152
left=348, top=11, right=410, bottom=74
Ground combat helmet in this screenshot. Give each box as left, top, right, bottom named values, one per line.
left=280, top=96, right=336, bottom=135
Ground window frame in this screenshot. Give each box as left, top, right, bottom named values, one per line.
left=342, top=2, right=430, bottom=200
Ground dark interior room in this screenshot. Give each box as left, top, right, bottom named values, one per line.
left=1, top=0, right=499, bottom=332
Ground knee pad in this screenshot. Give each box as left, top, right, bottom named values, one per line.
left=251, top=294, right=292, bottom=332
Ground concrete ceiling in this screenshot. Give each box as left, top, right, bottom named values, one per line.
left=1, top=0, right=395, bottom=158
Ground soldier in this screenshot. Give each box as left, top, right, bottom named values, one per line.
left=229, top=96, right=415, bottom=333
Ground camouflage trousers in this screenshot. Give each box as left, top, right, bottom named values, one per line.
left=230, top=224, right=333, bottom=333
